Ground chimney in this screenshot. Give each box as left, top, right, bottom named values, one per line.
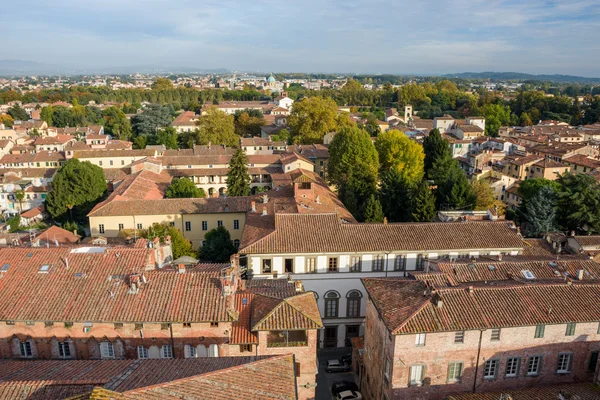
left=178, top=264, right=186, bottom=274
left=383, top=217, right=388, bottom=225
left=433, top=293, right=443, bottom=308
left=467, top=286, right=474, bottom=293
left=251, top=201, right=256, bottom=212
left=295, top=280, right=304, bottom=292
left=262, top=208, right=267, bottom=216
left=577, top=269, right=584, bottom=281
left=497, top=253, right=503, bottom=262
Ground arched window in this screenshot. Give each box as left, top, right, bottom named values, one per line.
left=325, top=291, right=340, bottom=318
left=346, top=290, right=362, bottom=317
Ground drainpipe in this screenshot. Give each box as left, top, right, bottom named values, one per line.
left=472, top=329, right=484, bottom=393
left=169, top=323, right=175, bottom=357
left=384, top=251, right=390, bottom=278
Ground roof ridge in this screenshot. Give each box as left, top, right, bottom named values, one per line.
left=283, top=292, right=323, bottom=327
left=122, top=356, right=284, bottom=394
left=251, top=296, right=285, bottom=330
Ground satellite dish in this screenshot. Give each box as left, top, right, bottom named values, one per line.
left=5, top=184, right=14, bottom=193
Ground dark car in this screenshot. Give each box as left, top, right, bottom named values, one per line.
left=340, top=353, right=352, bottom=365
left=326, top=359, right=351, bottom=373
left=331, top=381, right=359, bottom=396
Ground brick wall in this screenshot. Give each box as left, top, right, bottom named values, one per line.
left=364, top=317, right=600, bottom=400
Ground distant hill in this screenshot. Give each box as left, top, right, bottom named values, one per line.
left=444, top=71, right=600, bottom=83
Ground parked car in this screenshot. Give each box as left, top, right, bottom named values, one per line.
left=326, top=359, right=351, bottom=373
left=331, top=381, right=359, bottom=396
left=336, top=389, right=363, bottom=400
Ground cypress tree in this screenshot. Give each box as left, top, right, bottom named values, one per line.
left=423, top=128, right=451, bottom=178
left=363, top=194, right=384, bottom=223
left=226, top=147, right=251, bottom=196
left=410, top=180, right=436, bottom=222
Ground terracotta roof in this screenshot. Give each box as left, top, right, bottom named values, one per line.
left=89, top=197, right=250, bottom=217
left=241, top=215, right=523, bottom=254
left=0, top=356, right=298, bottom=400
left=520, top=238, right=556, bottom=257
left=33, top=225, right=81, bottom=245
left=73, top=149, right=156, bottom=159
left=447, top=383, right=600, bottom=400
left=510, top=154, right=543, bottom=165
left=241, top=137, right=286, bottom=147
left=363, top=277, right=600, bottom=335
left=532, top=158, right=568, bottom=168
left=252, top=292, right=322, bottom=331
left=172, top=111, right=198, bottom=126
left=34, top=134, right=74, bottom=146
left=0, top=247, right=231, bottom=323
left=563, top=154, right=600, bottom=169
left=574, top=235, right=600, bottom=248
left=432, top=256, right=600, bottom=284
left=20, top=205, right=45, bottom=219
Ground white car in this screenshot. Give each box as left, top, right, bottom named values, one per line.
left=336, top=389, right=363, bottom=400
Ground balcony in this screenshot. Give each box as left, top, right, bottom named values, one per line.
left=266, top=330, right=308, bottom=348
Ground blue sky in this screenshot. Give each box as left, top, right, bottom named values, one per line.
left=3, top=0, right=600, bottom=76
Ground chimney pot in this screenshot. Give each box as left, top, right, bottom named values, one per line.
left=178, top=264, right=186, bottom=273
left=251, top=201, right=256, bottom=212
left=262, top=208, right=267, bottom=216
left=498, top=253, right=503, bottom=261
left=577, top=269, right=585, bottom=280
left=467, top=286, right=474, bottom=293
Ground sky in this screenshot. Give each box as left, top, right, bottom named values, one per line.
left=2, top=0, right=600, bottom=76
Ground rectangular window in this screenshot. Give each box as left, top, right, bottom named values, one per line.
left=169, top=221, right=175, bottom=227
left=110, top=160, right=113, bottom=166
left=202, top=221, right=208, bottom=231
left=589, top=351, right=599, bottom=372
left=373, top=255, right=384, bottom=272
left=415, top=333, right=426, bottom=347
left=58, top=341, right=71, bottom=358
left=161, top=323, right=170, bottom=330
left=416, top=254, right=425, bottom=271
left=262, top=259, right=272, bottom=274
left=347, top=296, right=360, bottom=318
left=505, top=357, right=521, bottom=378
left=328, top=257, right=338, bottom=272
left=535, top=324, right=545, bottom=338
left=99, top=224, right=105, bottom=234
left=447, top=362, right=463, bottom=383
left=217, top=220, right=223, bottom=227
left=350, top=256, right=361, bottom=272
left=306, top=258, right=316, bottom=273
left=161, top=345, right=173, bottom=359
left=137, top=346, right=148, bottom=359
left=409, top=365, right=425, bottom=386
left=183, top=322, right=191, bottom=328
left=184, top=344, right=197, bottom=358
left=185, top=221, right=191, bottom=231
left=134, top=323, right=143, bottom=330
left=118, top=223, right=124, bottom=231
left=284, top=258, right=294, bottom=273
left=483, top=359, right=499, bottom=379
left=325, top=297, right=339, bottom=317
left=394, top=255, right=406, bottom=271
left=454, top=331, right=464, bottom=344
left=557, top=353, right=573, bottom=374
left=19, top=341, right=32, bottom=357
left=100, top=342, right=114, bottom=359
left=527, top=356, right=542, bottom=376
left=99, top=161, right=102, bottom=166
left=233, top=219, right=240, bottom=230
left=210, top=322, right=219, bottom=327
left=566, top=322, right=576, bottom=336
left=491, top=328, right=501, bottom=341
left=137, top=223, right=142, bottom=230
left=240, top=344, right=252, bottom=353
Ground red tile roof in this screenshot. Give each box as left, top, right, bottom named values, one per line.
left=0, top=356, right=298, bottom=400
left=241, top=215, right=523, bottom=254
left=33, top=225, right=81, bottom=245
left=447, top=383, right=600, bottom=400
left=0, top=247, right=232, bottom=323
left=363, top=278, right=600, bottom=335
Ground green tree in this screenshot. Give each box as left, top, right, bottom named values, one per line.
left=151, top=78, right=174, bottom=91
left=432, top=156, right=475, bottom=210
left=471, top=180, right=496, bottom=211
left=45, top=159, right=107, bottom=223
left=131, top=104, right=173, bottom=137
left=328, top=126, right=378, bottom=188
left=196, top=107, right=239, bottom=146
left=556, top=173, right=600, bottom=233
left=234, top=109, right=264, bottom=137
left=199, top=226, right=237, bottom=263
left=165, top=177, right=206, bottom=198
left=102, top=106, right=132, bottom=140
left=40, top=106, right=54, bottom=126
left=361, top=113, right=381, bottom=137
left=379, top=169, right=413, bottom=222
left=226, top=147, right=251, bottom=196
left=153, top=126, right=179, bottom=149
left=7, top=104, right=28, bottom=121
left=271, top=128, right=290, bottom=143
left=517, top=178, right=561, bottom=204
left=410, top=180, right=436, bottom=222
left=522, top=186, right=557, bottom=237
left=144, top=223, right=196, bottom=259
left=52, top=106, right=75, bottom=128
left=519, top=112, right=533, bottom=126
left=363, top=194, right=384, bottom=222
left=288, top=97, right=338, bottom=144
left=375, top=130, right=424, bottom=184
left=482, top=103, right=511, bottom=137
left=0, top=114, right=14, bottom=127
left=14, top=189, right=25, bottom=212
left=422, top=128, right=451, bottom=177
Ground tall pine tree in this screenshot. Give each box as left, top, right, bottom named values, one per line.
left=379, top=169, right=413, bottom=222
left=410, top=180, right=436, bottom=222
left=226, top=147, right=251, bottom=196
left=363, top=195, right=384, bottom=223
left=522, top=186, right=557, bottom=237
left=422, top=128, right=451, bottom=178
